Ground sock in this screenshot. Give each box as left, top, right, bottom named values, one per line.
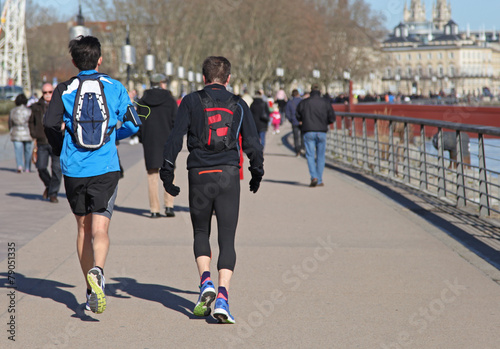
left=200, top=271, right=211, bottom=285
left=95, top=266, right=104, bottom=275
left=217, top=286, right=228, bottom=301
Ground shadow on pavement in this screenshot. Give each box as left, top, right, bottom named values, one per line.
left=7, top=192, right=66, bottom=201
left=114, top=204, right=190, bottom=217
left=0, top=167, right=18, bottom=173
left=262, top=178, right=305, bottom=187
left=0, top=273, right=98, bottom=322
left=109, top=277, right=202, bottom=319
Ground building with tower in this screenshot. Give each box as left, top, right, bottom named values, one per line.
left=380, top=0, right=500, bottom=98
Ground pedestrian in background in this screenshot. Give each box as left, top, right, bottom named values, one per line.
left=9, top=93, right=33, bottom=173
left=285, top=89, right=303, bottom=156
left=296, top=84, right=335, bottom=187
left=136, top=73, right=178, bottom=218
left=29, top=83, right=62, bottom=203
left=250, top=90, right=270, bottom=149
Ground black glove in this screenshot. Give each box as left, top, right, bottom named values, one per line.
left=160, top=160, right=180, bottom=196
left=248, top=166, right=264, bottom=193
left=249, top=175, right=262, bottom=193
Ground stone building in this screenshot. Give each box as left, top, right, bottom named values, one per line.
left=380, top=0, right=500, bottom=97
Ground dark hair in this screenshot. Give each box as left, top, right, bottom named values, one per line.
left=202, top=56, right=231, bottom=84
left=292, top=89, right=300, bottom=97
left=311, top=83, right=320, bottom=91
left=68, top=35, right=101, bottom=71
left=15, top=93, right=28, bottom=106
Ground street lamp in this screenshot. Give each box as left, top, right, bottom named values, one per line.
left=395, top=73, right=401, bottom=93
left=121, top=25, right=136, bottom=88
left=188, top=68, right=194, bottom=92
left=276, top=66, right=284, bottom=87
left=69, top=3, right=91, bottom=40
left=196, top=72, right=202, bottom=89
left=165, top=49, right=174, bottom=89
left=178, top=62, right=185, bottom=96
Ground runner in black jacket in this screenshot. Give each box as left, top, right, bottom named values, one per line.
left=160, top=56, right=264, bottom=324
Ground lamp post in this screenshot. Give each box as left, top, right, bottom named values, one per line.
left=343, top=70, right=352, bottom=111
left=432, top=75, right=437, bottom=95
left=413, top=75, right=420, bottom=95
left=144, top=40, right=155, bottom=85
left=69, top=3, right=91, bottom=40
left=121, top=25, right=136, bottom=89
left=165, top=49, right=173, bottom=90
left=178, top=62, right=185, bottom=96
left=196, top=72, right=202, bottom=90
left=188, top=67, right=194, bottom=92
left=276, top=66, right=284, bottom=90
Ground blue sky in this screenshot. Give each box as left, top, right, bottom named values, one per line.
left=366, top=0, right=500, bottom=31
left=37, top=0, right=499, bottom=32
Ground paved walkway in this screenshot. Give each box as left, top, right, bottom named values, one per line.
left=1, top=123, right=500, bottom=348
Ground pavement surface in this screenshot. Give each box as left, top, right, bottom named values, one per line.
left=1, top=123, right=500, bottom=348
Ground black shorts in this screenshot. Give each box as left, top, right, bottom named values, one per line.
left=64, top=171, right=120, bottom=218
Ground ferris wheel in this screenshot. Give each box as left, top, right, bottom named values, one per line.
left=0, top=0, right=31, bottom=91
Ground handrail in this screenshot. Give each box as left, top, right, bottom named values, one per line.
left=327, top=112, right=500, bottom=218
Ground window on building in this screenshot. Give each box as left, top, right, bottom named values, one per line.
left=428, top=65, right=433, bottom=76
left=396, top=54, right=401, bottom=61
left=438, top=65, right=444, bottom=77
left=417, top=53, right=422, bottom=60
left=386, top=67, right=392, bottom=77
left=407, top=53, right=411, bottom=60
left=438, top=52, right=443, bottom=59
left=449, top=52, right=454, bottom=59
left=428, top=53, right=432, bottom=59
left=449, top=66, right=455, bottom=77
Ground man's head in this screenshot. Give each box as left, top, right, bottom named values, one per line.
left=291, top=89, right=300, bottom=97
left=311, top=83, right=320, bottom=92
left=202, top=56, right=231, bottom=85
left=69, top=35, right=102, bottom=71
left=150, top=73, right=167, bottom=88
left=41, top=83, right=53, bottom=103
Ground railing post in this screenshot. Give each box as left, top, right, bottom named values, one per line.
left=351, top=117, right=358, bottom=165
left=478, top=134, right=490, bottom=216
left=437, top=128, right=446, bottom=197
left=389, top=121, right=396, bottom=177
left=333, top=121, right=338, bottom=157
left=362, top=118, right=368, bottom=169
left=374, top=119, right=380, bottom=173
left=403, top=122, right=410, bottom=183
left=342, top=116, right=348, bottom=161
left=456, top=131, right=466, bottom=207
left=419, top=125, right=428, bottom=191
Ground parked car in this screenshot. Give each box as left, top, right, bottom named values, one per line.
left=0, top=85, right=24, bottom=101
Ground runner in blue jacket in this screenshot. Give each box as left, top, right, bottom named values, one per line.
left=44, top=35, right=139, bottom=315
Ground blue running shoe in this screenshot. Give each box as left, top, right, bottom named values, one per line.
left=87, top=267, right=106, bottom=314
left=85, top=293, right=91, bottom=311
left=213, top=298, right=235, bottom=324
left=193, top=280, right=216, bottom=317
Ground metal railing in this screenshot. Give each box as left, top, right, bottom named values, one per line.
left=327, top=112, right=500, bottom=218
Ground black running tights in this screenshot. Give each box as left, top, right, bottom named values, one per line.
left=189, top=165, right=240, bottom=271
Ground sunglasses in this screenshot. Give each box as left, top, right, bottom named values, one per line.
left=42, top=91, right=53, bottom=94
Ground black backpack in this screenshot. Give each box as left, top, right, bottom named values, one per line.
left=196, top=90, right=241, bottom=152
left=71, top=73, right=114, bottom=149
